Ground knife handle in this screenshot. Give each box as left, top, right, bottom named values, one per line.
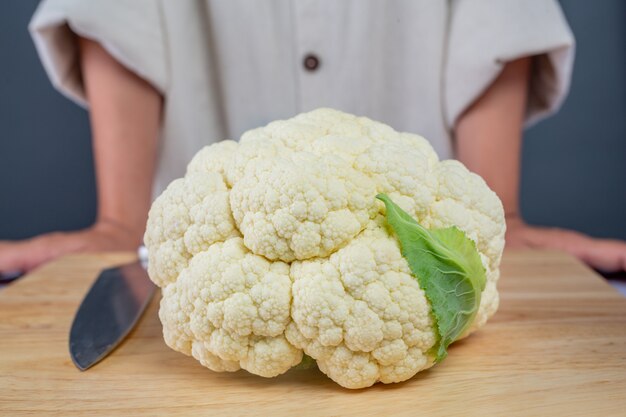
left=138, top=246, right=149, bottom=270
left=0, top=270, right=22, bottom=283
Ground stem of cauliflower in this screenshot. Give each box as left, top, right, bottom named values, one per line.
left=292, top=354, right=317, bottom=371
left=376, top=194, right=486, bottom=362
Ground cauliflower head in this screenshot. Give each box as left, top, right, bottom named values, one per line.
left=145, top=108, right=505, bottom=389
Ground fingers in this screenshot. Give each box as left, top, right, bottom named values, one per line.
left=548, top=231, right=625, bottom=273
left=0, top=226, right=138, bottom=275
left=0, top=240, right=36, bottom=273
left=0, top=233, right=74, bottom=274
left=505, top=222, right=626, bottom=273
left=578, top=238, right=626, bottom=273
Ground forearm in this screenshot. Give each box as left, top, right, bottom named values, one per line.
left=455, top=57, right=531, bottom=220
left=79, top=37, right=162, bottom=244
left=453, top=57, right=626, bottom=271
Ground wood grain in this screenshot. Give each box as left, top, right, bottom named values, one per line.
left=1, top=250, right=625, bottom=417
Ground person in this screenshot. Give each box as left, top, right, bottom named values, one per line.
left=1, top=0, right=625, bottom=274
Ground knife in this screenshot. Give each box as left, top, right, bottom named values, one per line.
left=69, top=247, right=155, bottom=370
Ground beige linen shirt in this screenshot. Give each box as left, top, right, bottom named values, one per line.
left=29, top=0, right=574, bottom=195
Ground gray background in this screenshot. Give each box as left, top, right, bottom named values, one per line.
left=1, top=0, right=625, bottom=241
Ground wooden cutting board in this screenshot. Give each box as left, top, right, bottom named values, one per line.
left=1, top=250, right=625, bottom=417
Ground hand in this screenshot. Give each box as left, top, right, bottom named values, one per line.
left=0, top=220, right=141, bottom=274
left=506, top=216, right=626, bottom=273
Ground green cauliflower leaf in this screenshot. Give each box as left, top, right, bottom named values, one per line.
left=377, top=194, right=486, bottom=362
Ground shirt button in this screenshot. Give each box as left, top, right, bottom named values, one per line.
left=303, top=54, right=320, bottom=71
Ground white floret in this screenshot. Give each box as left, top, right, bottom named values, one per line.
left=186, top=139, right=238, bottom=180
left=427, top=160, right=506, bottom=270
left=229, top=152, right=378, bottom=262
left=159, top=238, right=302, bottom=377
left=144, top=171, right=238, bottom=287
left=286, top=220, right=436, bottom=389
left=355, top=138, right=438, bottom=221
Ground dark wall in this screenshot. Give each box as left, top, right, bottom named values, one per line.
left=0, top=0, right=625, bottom=240
left=520, top=0, right=626, bottom=240
left=0, top=0, right=96, bottom=239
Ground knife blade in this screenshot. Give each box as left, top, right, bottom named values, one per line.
left=69, top=247, right=155, bottom=370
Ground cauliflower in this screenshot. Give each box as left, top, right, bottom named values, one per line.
left=145, top=108, right=506, bottom=389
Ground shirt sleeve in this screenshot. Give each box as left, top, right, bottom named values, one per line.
left=29, top=0, right=167, bottom=107
left=444, top=0, right=575, bottom=130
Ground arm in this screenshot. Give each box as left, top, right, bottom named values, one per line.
left=456, top=57, right=626, bottom=272
left=0, top=38, right=162, bottom=273
left=82, top=37, right=161, bottom=241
